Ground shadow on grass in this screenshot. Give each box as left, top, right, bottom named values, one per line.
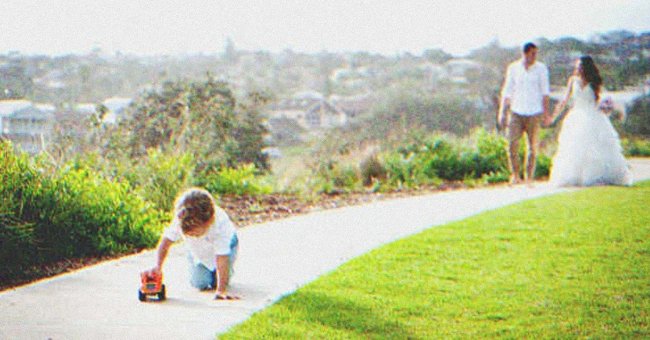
left=284, top=290, right=413, bottom=338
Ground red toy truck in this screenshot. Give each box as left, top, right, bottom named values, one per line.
left=138, top=271, right=166, bottom=302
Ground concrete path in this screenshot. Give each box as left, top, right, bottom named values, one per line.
left=1, top=159, right=649, bottom=340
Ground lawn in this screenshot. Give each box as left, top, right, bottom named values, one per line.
left=222, top=181, right=650, bottom=339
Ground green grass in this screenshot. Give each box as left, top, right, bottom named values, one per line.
left=222, top=182, right=650, bottom=339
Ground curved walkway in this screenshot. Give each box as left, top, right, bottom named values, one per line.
left=2, top=159, right=649, bottom=339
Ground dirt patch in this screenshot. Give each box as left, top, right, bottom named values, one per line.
left=219, top=182, right=470, bottom=227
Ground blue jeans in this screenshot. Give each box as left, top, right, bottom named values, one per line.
left=188, top=234, right=239, bottom=290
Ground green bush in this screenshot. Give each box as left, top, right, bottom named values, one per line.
left=0, top=141, right=163, bottom=284
left=482, top=171, right=510, bottom=184
left=623, top=95, right=650, bottom=137
left=131, top=149, right=194, bottom=210
left=381, top=152, right=418, bottom=189
left=534, top=153, right=552, bottom=178
left=622, top=138, right=650, bottom=157
left=366, top=129, right=548, bottom=189
left=35, top=166, right=163, bottom=259
left=415, top=137, right=472, bottom=180
left=474, top=129, right=509, bottom=176
left=0, top=213, right=36, bottom=275
left=393, top=131, right=510, bottom=182
left=360, top=154, right=387, bottom=186
left=198, top=163, right=272, bottom=196
left=312, top=160, right=362, bottom=194
left=1, top=142, right=41, bottom=278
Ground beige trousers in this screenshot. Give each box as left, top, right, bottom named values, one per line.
left=507, top=113, right=541, bottom=181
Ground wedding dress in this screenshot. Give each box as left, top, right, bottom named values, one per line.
left=550, top=78, right=633, bottom=186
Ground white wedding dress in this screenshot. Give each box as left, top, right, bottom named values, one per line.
left=550, top=78, right=633, bottom=187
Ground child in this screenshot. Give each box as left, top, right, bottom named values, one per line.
left=143, top=188, right=240, bottom=300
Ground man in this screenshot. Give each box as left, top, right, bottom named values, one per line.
left=498, top=42, right=550, bottom=184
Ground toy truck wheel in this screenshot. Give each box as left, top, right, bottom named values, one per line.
left=158, top=284, right=166, bottom=300
left=138, top=290, right=146, bottom=302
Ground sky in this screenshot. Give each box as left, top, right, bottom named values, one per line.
left=1, top=0, right=649, bottom=57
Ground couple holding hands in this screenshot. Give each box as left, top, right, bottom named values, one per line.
left=498, top=42, right=632, bottom=187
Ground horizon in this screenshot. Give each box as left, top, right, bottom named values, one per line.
left=1, top=1, right=649, bottom=58
left=1, top=29, right=648, bottom=60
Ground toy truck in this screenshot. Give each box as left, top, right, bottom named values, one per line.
left=138, top=272, right=166, bottom=302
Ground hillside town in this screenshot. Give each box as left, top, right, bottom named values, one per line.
left=1, top=30, right=649, bottom=154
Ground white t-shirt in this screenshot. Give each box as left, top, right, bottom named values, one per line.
left=501, top=59, right=550, bottom=116
left=163, top=206, right=237, bottom=271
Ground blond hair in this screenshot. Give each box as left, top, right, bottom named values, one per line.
left=173, top=188, right=216, bottom=235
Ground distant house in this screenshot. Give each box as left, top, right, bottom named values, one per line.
left=74, top=103, right=97, bottom=115
left=101, top=97, right=132, bottom=123
left=51, top=103, right=97, bottom=151
left=329, top=94, right=375, bottom=119
left=267, top=91, right=347, bottom=130
left=418, top=62, right=446, bottom=87
left=330, top=67, right=374, bottom=89
left=0, top=100, right=54, bottom=154
left=33, top=70, right=65, bottom=89
left=443, top=59, right=482, bottom=84
left=304, top=100, right=347, bottom=128
left=0, top=99, right=31, bottom=133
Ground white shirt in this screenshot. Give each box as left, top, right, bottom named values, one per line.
left=501, top=59, right=550, bottom=116
left=163, top=206, right=237, bottom=271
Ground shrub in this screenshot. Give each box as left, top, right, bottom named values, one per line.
left=534, top=153, right=552, bottom=178
left=34, top=166, right=163, bottom=260
left=622, top=138, right=650, bottom=157
left=0, top=141, right=163, bottom=283
left=1, top=141, right=43, bottom=278
left=198, top=164, right=272, bottom=196
left=312, top=160, right=361, bottom=194
left=415, top=137, right=471, bottom=180
left=474, top=129, right=509, bottom=176
left=623, top=95, right=650, bottom=137
left=382, top=152, right=417, bottom=189
left=360, top=154, right=387, bottom=186
left=371, top=130, right=548, bottom=188
left=482, top=171, right=510, bottom=184
left=132, top=149, right=194, bottom=210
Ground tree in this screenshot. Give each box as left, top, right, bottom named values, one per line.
left=623, top=95, right=650, bottom=137
left=423, top=48, right=453, bottom=64
left=102, top=77, right=269, bottom=172
left=0, top=61, right=34, bottom=99
left=230, top=90, right=271, bottom=170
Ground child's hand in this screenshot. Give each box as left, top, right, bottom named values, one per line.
left=215, top=292, right=240, bottom=300
left=142, top=266, right=161, bottom=278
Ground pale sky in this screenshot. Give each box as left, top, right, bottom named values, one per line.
left=1, top=0, right=649, bottom=57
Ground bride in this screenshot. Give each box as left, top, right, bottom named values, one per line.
left=546, top=56, right=633, bottom=187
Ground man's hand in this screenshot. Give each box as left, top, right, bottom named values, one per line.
left=543, top=114, right=554, bottom=127
left=497, top=100, right=510, bottom=131
left=497, top=109, right=508, bottom=130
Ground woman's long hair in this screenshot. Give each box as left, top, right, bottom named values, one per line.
left=580, top=56, right=603, bottom=101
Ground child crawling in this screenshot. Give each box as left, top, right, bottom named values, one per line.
left=143, top=188, right=240, bottom=300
